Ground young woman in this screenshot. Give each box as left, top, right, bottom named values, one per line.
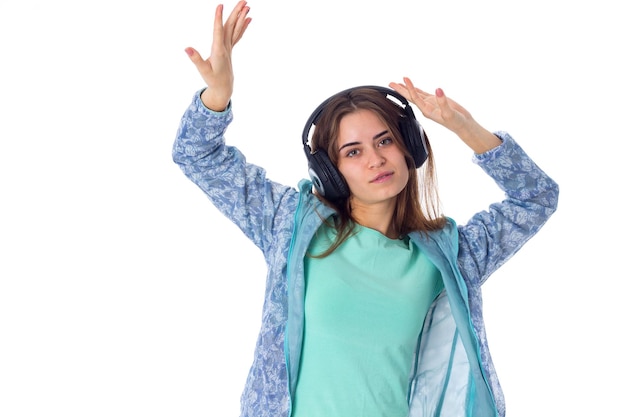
left=172, top=2, right=559, bottom=416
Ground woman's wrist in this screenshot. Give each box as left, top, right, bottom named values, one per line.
left=200, top=88, right=230, bottom=112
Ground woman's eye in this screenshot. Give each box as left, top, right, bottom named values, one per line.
left=379, top=137, right=393, bottom=147
left=346, top=149, right=359, bottom=157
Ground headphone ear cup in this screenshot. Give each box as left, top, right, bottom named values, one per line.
left=307, top=149, right=350, bottom=201
left=399, top=117, right=429, bottom=168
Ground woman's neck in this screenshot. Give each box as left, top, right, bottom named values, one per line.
left=350, top=199, right=398, bottom=239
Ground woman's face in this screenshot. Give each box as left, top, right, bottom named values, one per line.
left=335, top=109, right=409, bottom=208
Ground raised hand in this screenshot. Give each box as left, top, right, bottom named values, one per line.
left=390, top=77, right=501, bottom=153
left=185, top=1, right=252, bottom=111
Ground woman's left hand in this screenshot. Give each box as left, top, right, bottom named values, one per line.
left=390, top=77, right=501, bottom=154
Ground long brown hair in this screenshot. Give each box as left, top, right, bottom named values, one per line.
left=309, top=87, right=447, bottom=257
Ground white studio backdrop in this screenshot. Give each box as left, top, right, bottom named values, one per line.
left=1, top=0, right=623, bottom=416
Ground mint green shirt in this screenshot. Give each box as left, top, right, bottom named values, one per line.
left=292, top=223, right=443, bottom=417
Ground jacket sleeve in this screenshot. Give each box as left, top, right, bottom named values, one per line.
left=171, top=89, right=298, bottom=255
left=456, top=132, right=559, bottom=287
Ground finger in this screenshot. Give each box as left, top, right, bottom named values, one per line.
left=435, top=88, right=455, bottom=120
left=402, top=77, right=429, bottom=108
left=232, top=12, right=252, bottom=45
left=224, top=1, right=248, bottom=45
left=185, top=47, right=206, bottom=67
left=403, top=77, right=431, bottom=100
left=389, top=81, right=408, bottom=95
left=212, top=4, right=225, bottom=48
left=390, top=81, right=417, bottom=108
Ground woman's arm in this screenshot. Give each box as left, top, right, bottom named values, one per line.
left=390, top=77, right=559, bottom=284
left=457, top=133, right=559, bottom=285
left=173, top=2, right=297, bottom=255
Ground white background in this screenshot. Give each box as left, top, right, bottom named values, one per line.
left=1, top=0, right=624, bottom=416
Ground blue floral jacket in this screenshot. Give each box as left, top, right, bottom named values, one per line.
left=172, top=90, right=559, bottom=417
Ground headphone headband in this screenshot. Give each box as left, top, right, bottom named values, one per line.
left=302, top=85, right=414, bottom=149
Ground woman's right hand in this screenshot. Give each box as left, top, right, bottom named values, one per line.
left=185, top=1, right=252, bottom=111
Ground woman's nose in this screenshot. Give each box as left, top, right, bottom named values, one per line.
left=369, top=150, right=386, bottom=168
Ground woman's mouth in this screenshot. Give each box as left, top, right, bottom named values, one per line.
left=371, top=171, right=393, bottom=183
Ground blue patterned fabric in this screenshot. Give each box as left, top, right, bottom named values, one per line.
left=172, top=90, right=559, bottom=417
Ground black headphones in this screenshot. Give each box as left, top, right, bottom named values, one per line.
left=301, top=85, right=429, bottom=201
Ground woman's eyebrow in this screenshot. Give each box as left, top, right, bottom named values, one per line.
left=338, top=130, right=389, bottom=152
